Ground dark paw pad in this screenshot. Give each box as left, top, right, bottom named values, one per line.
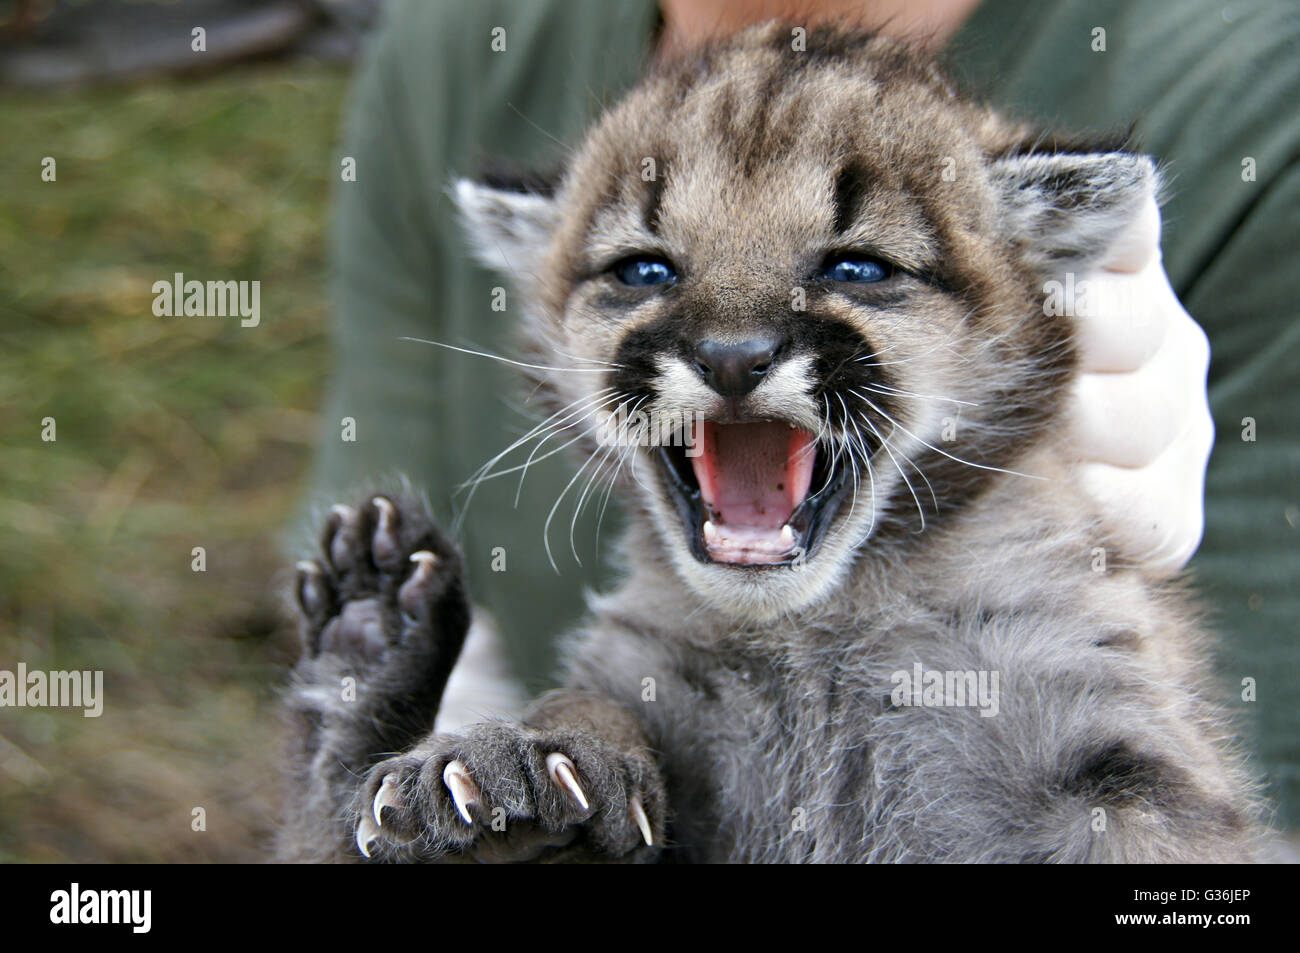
left=292, top=492, right=469, bottom=698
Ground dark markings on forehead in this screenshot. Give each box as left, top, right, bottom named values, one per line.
left=771, top=24, right=944, bottom=92
left=708, top=48, right=847, bottom=178
left=732, top=66, right=801, bottom=177
left=576, top=156, right=634, bottom=253
left=765, top=22, right=869, bottom=69
left=660, top=27, right=953, bottom=188
left=585, top=25, right=964, bottom=255
left=654, top=24, right=949, bottom=126
left=832, top=163, right=872, bottom=235
left=643, top=160, right=668, bottom=235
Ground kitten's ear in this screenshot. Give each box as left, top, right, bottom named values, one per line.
left=991, top=151, right=1158, bottom=272
left=452, top=177, right=558, bottom=278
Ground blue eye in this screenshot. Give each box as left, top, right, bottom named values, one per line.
left=614, top=257, right=677, bottom=286
left=823, top=255, right=891, bottom=283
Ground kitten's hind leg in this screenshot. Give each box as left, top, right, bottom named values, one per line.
left=277, top=491, right=470, bottom=862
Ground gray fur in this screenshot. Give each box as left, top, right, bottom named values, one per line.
left=279, top=24, right=1267, bottom=863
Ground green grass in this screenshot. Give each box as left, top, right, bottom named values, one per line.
left=0, top=64, right=349, bottom=861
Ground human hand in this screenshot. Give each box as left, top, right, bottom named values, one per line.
left=1068, top=195, right=1214, bottom=576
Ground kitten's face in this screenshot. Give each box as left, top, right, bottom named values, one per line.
left=458, top=25, right=1153, bottom=620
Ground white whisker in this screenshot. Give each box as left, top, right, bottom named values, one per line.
left=859, top=382, right=979, bottom=407
left=852, top=390, right=1046, bottom=481
left=400, top=336, right=614, bottom=373
left=452, top=388, right=620, bottom=532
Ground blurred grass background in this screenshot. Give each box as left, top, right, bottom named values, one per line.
left=0, top=63, right=349, bottom=861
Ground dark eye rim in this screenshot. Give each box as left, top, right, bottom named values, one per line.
left=609, top=254, right=680, bottom=287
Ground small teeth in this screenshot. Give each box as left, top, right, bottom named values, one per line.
left=443, top=760, right=479, bottom=825
left=373, top=774, right=401, bottom=827
left=779, top=524, right=796, bottom=547
left=630, top=795, right=653, bottom=847
left=545, top=752, right=589, bottom=810
left=703, top=520, right=718, bottom=543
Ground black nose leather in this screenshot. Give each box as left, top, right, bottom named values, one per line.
left=693, top=335, right=785, bottom=397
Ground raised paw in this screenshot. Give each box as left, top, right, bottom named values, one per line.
left=290, top=492, right=470, bottom=754
left=295, top=493, right=467, bottom=663
left=354, top=722, right=663, bottom=863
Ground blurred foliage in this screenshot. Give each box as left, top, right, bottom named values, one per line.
left=0, top=63, right=348, bottom=861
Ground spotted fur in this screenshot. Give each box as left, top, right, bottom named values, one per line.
left=288, top=23, right=1266, bottom=863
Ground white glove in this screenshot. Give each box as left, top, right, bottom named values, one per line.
left=1069, top=195, right=1214, bottom=576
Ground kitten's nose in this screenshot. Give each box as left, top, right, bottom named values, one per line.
left=692, top=334, right=786, bottom=397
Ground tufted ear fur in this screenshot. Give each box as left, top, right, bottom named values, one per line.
left=991, top=151, right=1158, bottom=273
left=452, top=177, right=558, bottom=279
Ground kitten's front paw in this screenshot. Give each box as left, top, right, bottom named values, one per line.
left=292, top=492, right=469, bottom=729
left=354, top=722, right=664, bottom=863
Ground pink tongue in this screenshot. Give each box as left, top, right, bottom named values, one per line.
left=691, top=421, right=815, bottom=530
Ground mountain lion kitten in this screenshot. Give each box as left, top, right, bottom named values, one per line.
left=280, top=24, right=1265, bottom=863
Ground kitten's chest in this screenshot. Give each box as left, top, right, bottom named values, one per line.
left=650, top=646, right=890, bottom=862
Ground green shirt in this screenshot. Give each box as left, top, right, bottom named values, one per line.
left=310, top=0, right=1299, bottom=823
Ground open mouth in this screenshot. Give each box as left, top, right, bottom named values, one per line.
left=657, top=420, right=850, bottom=567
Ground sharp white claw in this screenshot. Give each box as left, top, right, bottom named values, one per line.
left=406, top=550, right=438, bottom=586
left=545, top=752, right=589, bottom=810
left=296, top=561, right=323, bottom=611
left=443, top=760, right=479, bottom=825
left=355, top=812, right=380, bottom=858
left=629, top=795, right=653, bottom=847
left=329, top=505, right=359, bottom=567
left=372, top=498, right=398, bottom=554
left=373, top=774, right=401, bottom=827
